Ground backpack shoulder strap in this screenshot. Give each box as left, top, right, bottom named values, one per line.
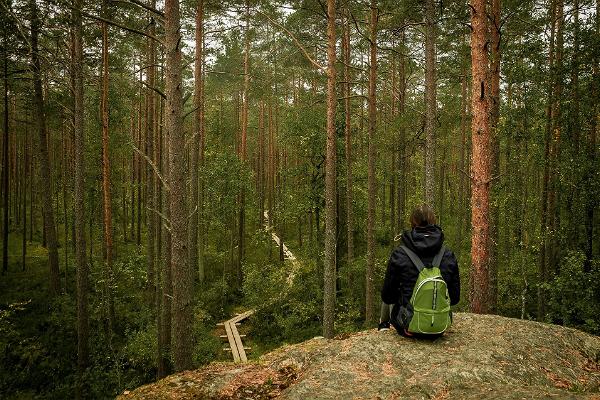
left=400, top=245, right=426, bottom=273
left=432, top=245, right=446, bottom=268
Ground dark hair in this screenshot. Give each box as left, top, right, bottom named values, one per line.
left=410, top=204, right=436, bottom=228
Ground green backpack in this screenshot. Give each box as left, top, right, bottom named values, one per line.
left=400, top=245, right=452, bottom=335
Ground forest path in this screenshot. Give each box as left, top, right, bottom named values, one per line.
left=263, top=210, right=299, bottom=285
left=219, top=310, right=254, bottom=363
left=218, top=212, right=298, bottom=363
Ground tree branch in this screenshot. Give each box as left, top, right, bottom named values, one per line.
left=255, top=10, right=325, bottom=72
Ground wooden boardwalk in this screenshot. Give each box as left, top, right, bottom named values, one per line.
left=219, top=310, right=254, bottom=363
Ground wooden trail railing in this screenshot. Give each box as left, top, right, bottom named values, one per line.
left=218, top=310, right=254, bottom=363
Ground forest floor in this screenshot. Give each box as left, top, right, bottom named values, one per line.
left=120, top=313, right=600, bottom=399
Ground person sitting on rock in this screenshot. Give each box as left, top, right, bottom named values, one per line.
left=378, top=204, right=460, bottom=337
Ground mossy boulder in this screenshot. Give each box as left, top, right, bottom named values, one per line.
left=119, top=313, right=600, bottom=399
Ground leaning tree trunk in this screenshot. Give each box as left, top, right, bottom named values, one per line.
left=469, top=0, right=492, bottom=314
left=424, top=0, right=436, bottom=206
left=71, top=0, right=89, bottom=396
left=365, top=0, right=378, bottom=326
left=165, top=0, right=193, bottom=372
left=323, top=0, right=337, bottom=339
left=31, top=0, right=60, bottom=296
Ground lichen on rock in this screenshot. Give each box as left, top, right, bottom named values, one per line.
left=119, top=313, right=600, bottom=399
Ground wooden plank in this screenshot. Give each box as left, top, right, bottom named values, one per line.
left=223, top=321, right=240, bottom=362
left=231, top=323, right=247, bottom=362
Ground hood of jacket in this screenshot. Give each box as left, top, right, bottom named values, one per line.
left=401, top=224, right=444, bottom=257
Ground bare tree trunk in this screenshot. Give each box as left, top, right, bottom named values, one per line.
left=424, top=0, right=436, bottom=206
left=100, top=0, right=116, bottom=336
left=488, top=0, right=502, bottom=314
left=71, top=0, right=89, bottom=395
left=343, top=9, right=354, bottom=264
left=539, top=0, right=557, bottom=319
left=469, top=0, right=491, bottom=314
left=396, top=28, right=406, bottom=232
left=2, top=34, right=8, bottom=276
left=165, top=0, right=193, bottom=372
left=237, top=0, right=250, bottom=289
left=157, top=76, right=172, bottom=378
left=546, top=0, right=564, bottom=277
left=146, top=1, right=157, bottom=300
left=31, top=0, right=60, bottom=296
left=365, top=0, right=378, bottom=326
left=192, top=0, right=205, bottom=283
left=323, top=0, right=337, bottom=339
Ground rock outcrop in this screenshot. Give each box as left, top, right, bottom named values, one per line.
left=119, top=313, right=600, bottom=399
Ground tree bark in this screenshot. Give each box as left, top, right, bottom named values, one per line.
left=2, top=34, right=8, bottom=276
left=71, top=0, right=90, bottom=395
left=237, top=0, right=250, bottom=289
left=424, top=0, right=436, bottom=206
left=366, top=0, right=378, bottom=326
left=165, top=0, right=193, bottom=372
left=31, top=0, right=60, bottom=296
left=146, top=0, right=157, bottom=300
left=191, top=0, right=204, bottom=283
left=343, top=8, right=354, bottom=264
left=322, top=0, right=337, bottom=339
left=546, top=0, right=564, bottom=277
left=100, top=0, right=116, bottom=335
left=488, top=0, right=502, bottom=314
left=469, top=0, right=491, bottom=314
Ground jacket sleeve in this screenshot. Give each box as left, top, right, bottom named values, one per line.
left=381, top=249, right=403, bottom=305
left=445, top=250, right=461, bottom=306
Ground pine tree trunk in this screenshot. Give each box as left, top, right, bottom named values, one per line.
left=424, top=0, right=436, bottom=206
left=365, top=0, right=378, bottom=326
left=165, top=0, right=193, bottom=372
left=322, top=0, right=337, bottom=339
left=71, top=0, right=89, bottom=395
left=539, top=0, right=557, bottom=318
left=546, top=0, right=564, bottom=277
left=488, top=0, right=502, bottom=314
left=343, top=10, right=354, bottom=264
left=237, top=0, right=250, bottom=289
left=192, top=0, right=205, bottom=283
left=100, top=1, right=116, bottom=336
left=146, top=2, right=157, bottom=300
left=31, top=0, right=60, bottom=296
left=2, top=35, right=8, bottom=276
left=469, top=0, right=492, bottom=314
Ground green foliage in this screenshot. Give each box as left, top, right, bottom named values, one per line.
left=547, top=252, right=600, bottom=335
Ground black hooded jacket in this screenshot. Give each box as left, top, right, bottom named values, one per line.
left=381, top=225, right=460, bottom=307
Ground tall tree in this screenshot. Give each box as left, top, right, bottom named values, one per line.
left=147, top=1, right=157, bottom=300
left=424, top=0, right=436, bottom=206
left=165, top=0, right=194, bottom=371
left=469, top=0, right=491, bottom=314
left=71, top=0, right=89, bottom=395
left=190, top=0, right=203, bottom=283
left=31, top=0, right=60, bottom=296
left=488, top=0, right=502, bottom=313
left=100, top=0, right=115, bottom=334
left=323, top=0, right=337, bottom=339
left=343, top=6, right=354, bottom=263
left=2, top=30, right=8, bottom=276
left=238, top=0, right=250, bottom=288
left=365, top=0, right=378, bottom=326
